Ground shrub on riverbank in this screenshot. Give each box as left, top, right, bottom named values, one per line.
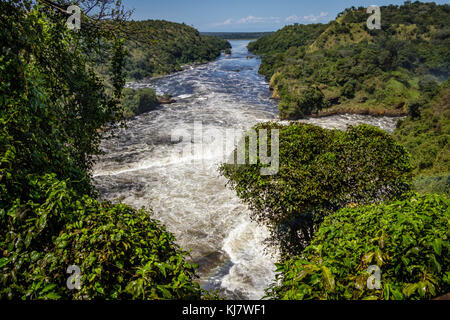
left=122, top=88, right=160, bottom=118
left=220, top=123, right=412, bottom=257
left=266, top=193, right=449, bottom=300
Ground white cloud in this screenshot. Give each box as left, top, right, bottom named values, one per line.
left=285, top=15, right=301, bottom=23
left=210, top=15, right=284, bottom=28
left=303, top=12, right=328, bottom=22
left=222, top=18, right=233, bottom=25
left=211, top=18, right=233, bottom=27
left=286, top=12, right=328, bottom=23
left=236, top=15, right=280, bottom=24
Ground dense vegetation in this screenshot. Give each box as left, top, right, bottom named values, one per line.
left=121, top=88, right=160, bottom=118
left=220, top=122, right=449, bottom=300
left=248, top=2, right=450, bottom=119
left=120, top=20, right=231, bottom=81
left=220, top=123, right=412, bottom=257
left=0, top=0, right=211, bottom=300
left=2, top=0, right=448, bottom=302
left=393, top=80, right=449, bottom=195
left=267, top=193, right=449, bottom=300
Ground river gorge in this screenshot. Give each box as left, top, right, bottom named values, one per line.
left=92, top=40, right=402, bottom=300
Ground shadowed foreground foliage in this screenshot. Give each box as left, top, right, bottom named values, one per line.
left=1, top=174, right=205, bottom=300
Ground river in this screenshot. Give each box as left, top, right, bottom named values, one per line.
left=92, top=40, right=401, bottom=300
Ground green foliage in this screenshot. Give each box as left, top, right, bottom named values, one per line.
left=249, top=2, right=450, bottom=119
left=248, top=24, right=327, bottom=56
left=122, top=88, right=159, bottom=118
left=393, top=81, right=450, bottom=177
left=0, top=1, right=211, bottom=300
left=220, top=123, right=412, bottom=257
left=121, top=20, right=231, bottom=80
left=413, top=174, right=450, bottom=197
left=0, top=0, right=125, bottom=201
left=266, top=193, right=449, bottom=300
left=278, top=86, right=328, bottom=119
left=0, top=174, right=205, bottom=300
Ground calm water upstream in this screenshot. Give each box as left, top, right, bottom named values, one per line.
left=92, top=40, right=401, bottom=299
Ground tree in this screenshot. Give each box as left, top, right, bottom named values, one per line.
left=220, top=123, right=412, bottom=257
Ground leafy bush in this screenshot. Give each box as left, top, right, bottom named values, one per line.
left=220, top=123, right=412, bottom=257
left=0, top=174, right=206, bottom=300
left=266, top=193, right=449, bottom=300
left=393, top=81, right=450, bottom=177
left=122, top=88, right=159, bottom=118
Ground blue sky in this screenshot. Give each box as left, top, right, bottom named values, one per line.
left=123, top=0, right=450, bottom=32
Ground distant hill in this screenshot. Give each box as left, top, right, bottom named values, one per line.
left=248, top=2, right=450, bottom=120
left=101, top=20, right=231, bottom=81
left=94, top=20, right=231, bottom=118
left=201, top=32, right=274, bottom=40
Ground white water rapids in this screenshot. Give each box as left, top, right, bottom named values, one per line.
left=92, top=40, right=402, bottom=299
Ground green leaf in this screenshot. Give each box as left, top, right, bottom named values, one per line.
left=375, top=249, right=383, bottom=267
left=428, top=254, right=441, bottom=273
left=390, top=288, right=403, bottom=300
left=44, top=292, right=61, bottom=300
left=432, top=239, right=442, bottom=256
left=41, top=284, right=57, bottom=294
left=403, top=283, right=418, bottom=297
left=383, top=283, right=390, bottom=300
left=321, top=266, right=335, bottom=292
left=362, top=252, right=375, bottom=265
left=0, top=257, right=10, bottom=268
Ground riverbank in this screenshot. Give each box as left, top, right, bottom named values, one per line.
left=312, top=105, right=408, bottom=118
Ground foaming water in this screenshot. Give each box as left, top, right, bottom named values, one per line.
left=92, top=40, right=401, bottom=299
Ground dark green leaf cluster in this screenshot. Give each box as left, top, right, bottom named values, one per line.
left=0, top=174, right=205, bottom=300
left=266, top=193, right=449, bottom=300
left=121, top=88, right=160, bottom=118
